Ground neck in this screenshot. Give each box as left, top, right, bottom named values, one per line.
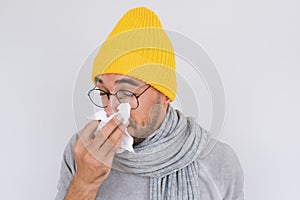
left=133, top=137, right=146, bottom=146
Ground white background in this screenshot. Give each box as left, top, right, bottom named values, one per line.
left=1, top=0, right=299, bottom=199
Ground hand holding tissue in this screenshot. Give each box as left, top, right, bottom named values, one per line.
left=88, top=103, right=135, bottom=154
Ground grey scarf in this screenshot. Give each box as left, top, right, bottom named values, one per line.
left=113, top=106, right=209, bottom=200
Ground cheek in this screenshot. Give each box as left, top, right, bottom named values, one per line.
left=129, top=91, right=160, bottom=123
left=130, top=105, right=151, bottom=124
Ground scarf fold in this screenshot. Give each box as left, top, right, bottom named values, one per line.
left=113, top=106, right=209, bottom=200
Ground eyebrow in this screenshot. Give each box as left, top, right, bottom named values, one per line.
left=115, top=78, right=139, bottom=86
left=95, top=77, right=139, bottom=87
left=95, top=76, right=102, bottom=84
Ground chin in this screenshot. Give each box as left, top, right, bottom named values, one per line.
left=126, top=126, right=135, bottom=136
left=127, top=126, right=149, bottom=139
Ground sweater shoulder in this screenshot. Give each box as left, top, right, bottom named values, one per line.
left=199, top=139, right=242, bottom=168
left=197, top=139, right=244, bottom=199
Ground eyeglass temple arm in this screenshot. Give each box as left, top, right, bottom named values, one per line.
left=135, top=85, right=151, bottom=98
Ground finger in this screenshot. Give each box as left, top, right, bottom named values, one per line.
left=92, top=114, right=124, bottom=147
left=73, top=136, right=85, bottom=156
left=87, top=128, right=107, bottom=153
left=107, top=123, right=126, bottom=148
left=101, top=124, right=126, bottom=156
left=92, top=125, right=126, bottom=166
left=79, top=120, right=99, bottom=146
left=105, top=128, right=126, bottom=158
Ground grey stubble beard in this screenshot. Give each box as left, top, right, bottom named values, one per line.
left=127, top=95, right=164, bottom=146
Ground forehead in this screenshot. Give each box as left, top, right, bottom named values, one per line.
left=95, top=73, right=144, bottom=86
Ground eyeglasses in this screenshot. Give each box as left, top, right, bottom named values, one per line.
left=88, top=85, right=151, bottom=110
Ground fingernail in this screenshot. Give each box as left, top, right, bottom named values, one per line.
left=116, top=114, right=124, bottom=122
left=123, top=120, right=129, bottom=126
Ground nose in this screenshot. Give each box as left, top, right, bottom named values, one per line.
left=105, top=94, right=121, bottom=117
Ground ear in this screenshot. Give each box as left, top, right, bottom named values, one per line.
left=161, top=96, right=170, bottom=111
left=164, top=96, right=171, bottom=103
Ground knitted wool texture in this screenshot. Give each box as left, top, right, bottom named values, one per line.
left=91, top=7, right=177, bottom=101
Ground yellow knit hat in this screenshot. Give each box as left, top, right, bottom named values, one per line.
left=91, top=7, right=177, bottom=101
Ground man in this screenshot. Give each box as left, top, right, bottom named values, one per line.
left=55, top=7, right=244, bottom=200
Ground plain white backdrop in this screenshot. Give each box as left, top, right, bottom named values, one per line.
left=0, top=0, right=299, bottom=199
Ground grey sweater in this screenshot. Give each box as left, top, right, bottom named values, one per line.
left=55, top=133, right=244, bottom=200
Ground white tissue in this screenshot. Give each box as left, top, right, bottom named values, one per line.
left=117, top=103, right=130, bottom=124
left=88, top=103, right=135, bottom=153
